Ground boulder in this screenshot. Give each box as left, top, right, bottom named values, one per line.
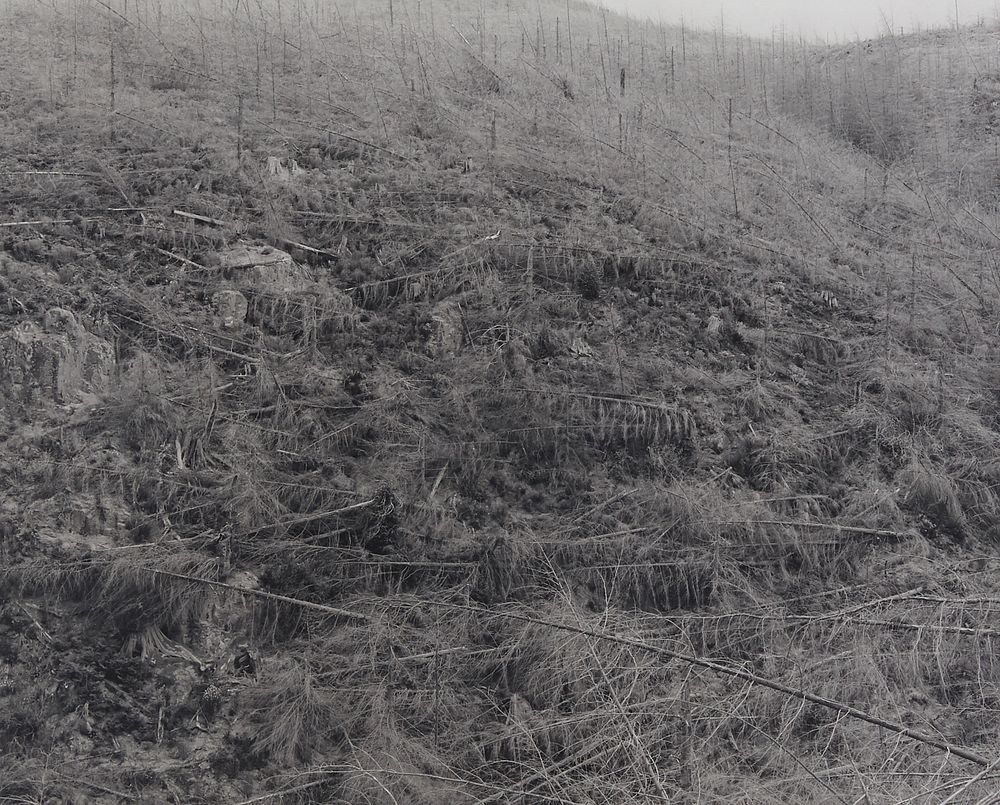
left=212, top=289, right=249, bottom=329
left=0, top=308, right=114, bottom=406
left=215, top=244, right=359, bottom=336
left=218, top=244, right=308, bottom=292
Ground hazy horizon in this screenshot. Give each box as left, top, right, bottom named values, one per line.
left=597, top=0, right=1000, bottom=40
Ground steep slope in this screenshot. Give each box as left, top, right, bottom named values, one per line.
left=2, top=1, right=1000, bottom=802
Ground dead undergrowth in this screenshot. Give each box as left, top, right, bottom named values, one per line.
left=2, top=0, right=1000, bottom=802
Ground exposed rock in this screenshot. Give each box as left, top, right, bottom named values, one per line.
left=227, top=570, right=261, bottom=591
left=44, top=307, right=77, bottom=333
left=264, top=155, right=304, bottom=182
left=816, top=289, right=840, bottom=310
left=212, top=289, right=249, bottom=329
left=0, top=308, right=114, bottom=406
left=211, top=241, right=354, bottom=341
left=569, top=335, right=595, bottom=358
left=218, top=244, right=308, bottom=292
left=706, top=314, right=723, bottom=335
left=426, top=300, right=464, bottom=357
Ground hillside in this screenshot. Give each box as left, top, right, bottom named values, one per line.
left=3, top=1, right=1000, bottom=802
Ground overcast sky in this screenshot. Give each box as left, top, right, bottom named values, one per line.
left=597, top=0, right=1000, bottom=40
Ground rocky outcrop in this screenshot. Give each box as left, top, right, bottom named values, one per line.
left=0, top=308, right=114, bottom=406
left=212, top=243, right=357, bottom=336
left=212, top=289, right=249, bottom=329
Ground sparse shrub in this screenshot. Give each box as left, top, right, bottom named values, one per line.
left=577, top=552, right=715, bottom=612
left=120, top=394, right=178, bottom=452
left=472, top=531, right=535, bottom=603
left=894, top=375, right=943, bottom=433
left=201, top=683, right=223, bottom=718
left=0, top=708, right=41, bottom=750
left=461, top=53, right=502, bottom=95
left=838, top=94, right=914, bottom=162
left=949, top=457, right=1000, bottom=538
left=530, top=324, right=571, bottom=360
left=150, top=68, right=189, bottom=92
left=736, top=379, right=779, bottom=422
left=209, top=732, right=270, bottom=776
left=244, top=659, right=346, bottom=766
left=726, top=433, right=777, bottom=490
left=577, top=263, right=602, bottom=299
left=899, top=457, right=967, bottom=539
left=555, top=73, right=575, bottom=99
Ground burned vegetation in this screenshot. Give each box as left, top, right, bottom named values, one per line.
left=3, top=0, right=1000, bottom=803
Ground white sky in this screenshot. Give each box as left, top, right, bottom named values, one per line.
left=597, top=0, right=1000, bottom=40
